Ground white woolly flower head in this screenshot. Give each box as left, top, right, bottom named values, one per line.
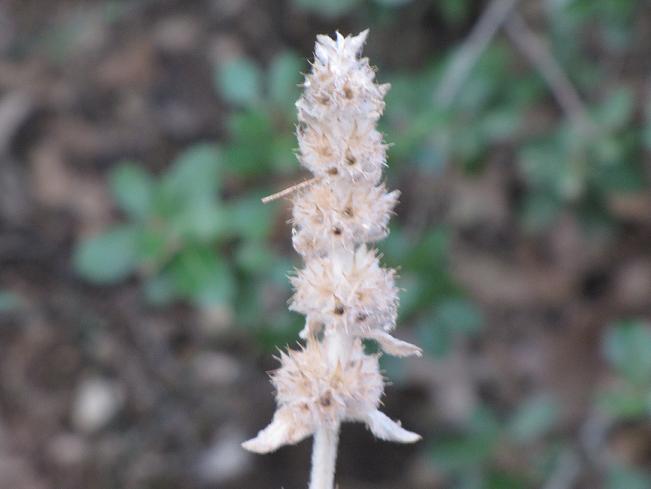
left=297, top=120, right=387, bottom=183
left=290, top=246, right=398, bottom=334
left=244, top=30, right=422, bottom=467
left=291, top=180, right=399, bottom=257
left=242, top=338, right=420, bottom=454
left=296, top=30, right=390, bottom=183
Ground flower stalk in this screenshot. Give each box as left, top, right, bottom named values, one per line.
left=243, top=30, right=421, bottom=489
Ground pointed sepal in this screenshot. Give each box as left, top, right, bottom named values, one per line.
left=365, top=410, right=421, bottom=443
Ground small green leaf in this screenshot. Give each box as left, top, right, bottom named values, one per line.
left=597, top=386, right=647, bottom=418
left=486, top=470, right=528, bottom=489
left=595, top=88, right=634, bottom=130
left=223, top=196, right=273, bottom=241
left=606, top=466, right=651, bottom=489
left=216, top=57, right=262, bottom=106
left=235, top=241, right=274, bottom=274
left=224, top=110, right=275, bottom=176
left=268, top=51, right=304, bottom=108
left=0, top=291, right=22, bottom=312
left=109, top=162, right=153, bottom=220
left=374, top=0, right=412, bottom=7
left=603, top=320, right=651, bottom=384
left=430, top=407, right=501, bottom=472
left=171, top=199, right=225, bottom=242
left=169, top=247, right=235, bottom=306
left=159, top=144, right=222, bottom=209
left=435, top=298, right=483, bottom=335
left=74, top=226, right=140, bottom=284
left=508, top=395, right=558, bottom=443
left=135, top=228, right=169, bottom=269
left=293, top=0, right=362, bottom=17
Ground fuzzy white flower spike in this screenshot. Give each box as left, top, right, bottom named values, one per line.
left=245, top=30, right=420, bottom=489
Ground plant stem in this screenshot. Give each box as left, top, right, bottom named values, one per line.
left=309, top=424, right=340, bottom=489
left=310, top=326, right=349, bottom=489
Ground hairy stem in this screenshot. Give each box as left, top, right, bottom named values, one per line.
left=309, top=424, right=340, bottom=489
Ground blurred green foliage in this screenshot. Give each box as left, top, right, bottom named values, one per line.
left=0, top=290, right=22, bottom=313
left=71, top=0, right=651, bottom=485
left=597, top=320, right=651, bottom=488
left=430, top=397, right=560, bottom=489
left=599, top=320, right=651, bottom=419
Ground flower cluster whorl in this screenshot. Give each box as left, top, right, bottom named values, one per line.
left=290, top=246, right=398, bottom=335
left=274, top=339, right=384, bottom=430
left=243, top=30, right=420, bottom=457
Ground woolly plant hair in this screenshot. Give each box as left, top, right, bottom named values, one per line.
left=243, top=30, right=421, bottom=489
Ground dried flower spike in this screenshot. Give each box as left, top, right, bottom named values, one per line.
left=244, top=30, right=421, bottom=489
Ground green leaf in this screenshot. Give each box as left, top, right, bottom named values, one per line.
left=0, top=291, right=22, bottom=312
left=606, top=466, right=651, bottom=489
left=595, top=88, right=634, bottom=130
left=270, top=134, right=297, bottom=174
left=170, top=198, right=226, bottom=242
left=159, top=143, right=222, bottom=210
left=268, top=51, right=303, bottom=108
left=430, top=435, right=495, bottom=472
left=435, top=0, right=472, bottom=24
left=521, top=191, right=563, bottom=232
left=235, top=241, right=275, bottom=274
left=74, top=226, right=140, bottom=284
left=486, top=470, right=528, bottom=489
left=430, top=407, right=501, bottom=472
left=169, top=246, right=235, bottom=306
left=597, top=386, right=647, bottom=418
left=417, top=298, right=483, bottom=357
left=508, top=395, right=558, bottom=443
left=109, top=162, right=153, bottom=220
left=223, top=196, right=273, bottom=241
left=135, top=227, right=169, bottom=269
left=216, top=57, right=262, bottom=106
left=603, top=320, right=651, bottom=385
left=435, top=298, right=483, bottom=335
left=293, top=0, right=361, bottom=17
left=224, top=110, right=275, bottom=176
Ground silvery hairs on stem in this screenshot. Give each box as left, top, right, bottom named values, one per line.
left=243, top=30, right=421, bottom=488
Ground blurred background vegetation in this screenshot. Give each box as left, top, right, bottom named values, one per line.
left=1, top=0, right=651, bottom=488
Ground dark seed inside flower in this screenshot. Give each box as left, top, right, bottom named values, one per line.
left=345, top=151, right=356, bottom=165
left=332, top=226, right=342, bottom=235
left=334, top=305, right=345, bottom=315
left=356, top=313, right=368, bottom=322
left=320, top=391, right=333, bottom=407
left=327, top=167, right=339, bottom=175
left=343, top=206, right=353, bottom=217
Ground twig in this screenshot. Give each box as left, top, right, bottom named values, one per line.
left=504, top=12, right=596, bottom=135
left=435, top=0, right=519, bottom=109
left=261, top=176, right=320, bottom=204
left=541, top=448, right=581, bottom=489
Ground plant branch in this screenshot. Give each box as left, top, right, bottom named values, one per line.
left=435, top=0, right=519, bottom=109
left=504, top=12, right=596, bottom=135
